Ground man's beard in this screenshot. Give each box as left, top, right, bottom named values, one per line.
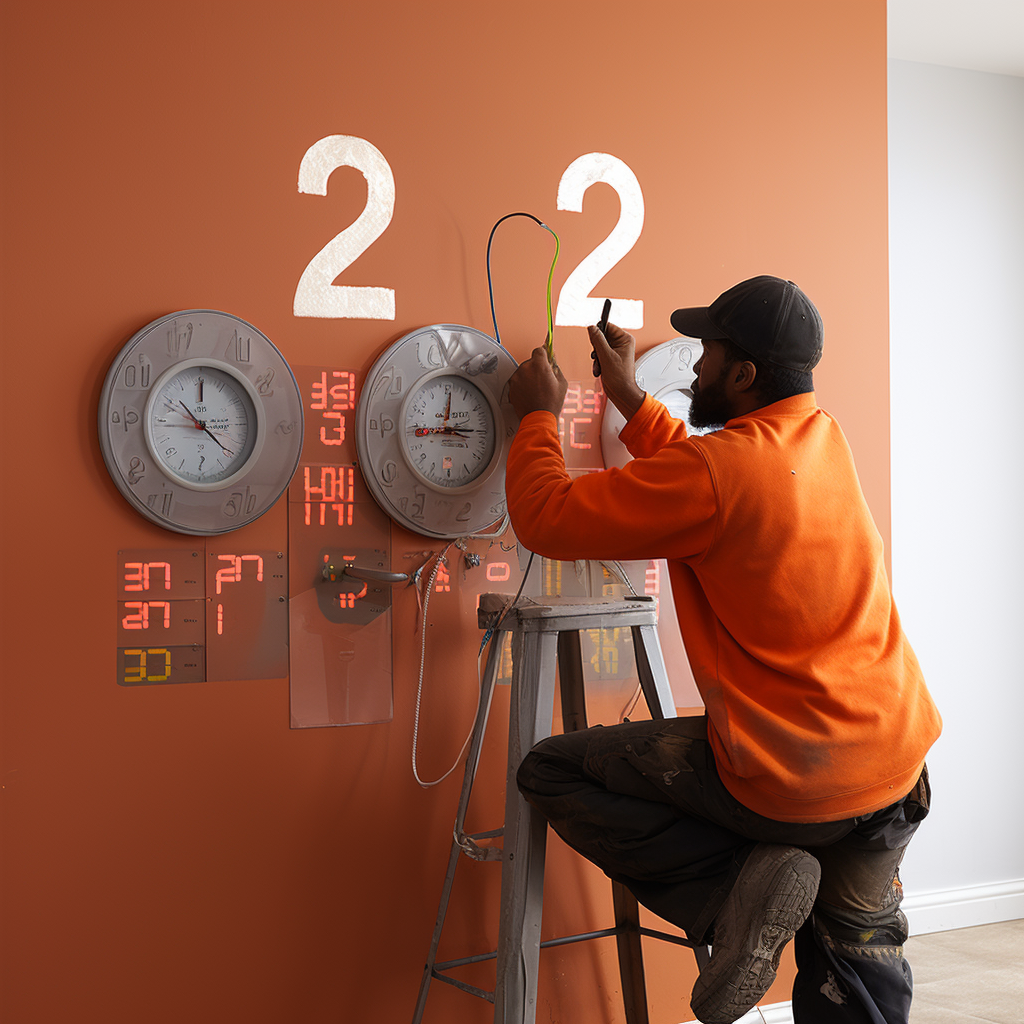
left=688, top=366, right=734, bottom=430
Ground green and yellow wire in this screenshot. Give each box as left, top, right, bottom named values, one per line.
left=486, top=212, right=561, bottom=366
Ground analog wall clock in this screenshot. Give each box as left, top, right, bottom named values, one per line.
left=601, top=336, right=704, bottom=469
left=356, top=324, right=518, bottom=539
left=98, top=310, right=304, bottom=535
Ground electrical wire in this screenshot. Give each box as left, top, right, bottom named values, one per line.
left=411, top=547, right=536, bottom=788
left=411, top=214, right=555, bottom=788
left=486, top=212, right=560, bottom=363
left=477, top=550, right=535, bottom=657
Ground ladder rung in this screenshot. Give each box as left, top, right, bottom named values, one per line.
left=431, top=970, right=496, bottom=1003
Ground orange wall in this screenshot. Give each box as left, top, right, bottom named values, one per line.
left=0, top=2, right=890, bottom=1022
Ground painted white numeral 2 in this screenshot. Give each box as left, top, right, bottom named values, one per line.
left=555, top=153, right=645, bottom=329
left=294, top=135, right=396, bottom=320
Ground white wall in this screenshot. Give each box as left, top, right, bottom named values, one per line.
left=888, top=58, right=1024, bottom=932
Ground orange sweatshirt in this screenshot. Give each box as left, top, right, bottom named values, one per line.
left=506, top=392, right=941, bottom=823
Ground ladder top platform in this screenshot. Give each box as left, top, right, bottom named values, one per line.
left=478, top=593, right=658, bottom=632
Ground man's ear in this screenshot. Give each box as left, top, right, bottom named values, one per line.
left=732, top=360, right=758, bottom=393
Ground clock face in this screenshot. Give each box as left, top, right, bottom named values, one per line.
left=145, top=360, right=263, bottom=490
left=98, top=310, right=304, bottom=535
left=401, top=374, right=497, bottom=490
left=356, top=325, right=518, bottom=539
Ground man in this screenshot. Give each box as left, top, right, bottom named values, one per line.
left=504, top=276, right=941, bottom=1024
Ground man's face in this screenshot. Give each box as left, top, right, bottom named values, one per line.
left=689, top=340, right=737, bottom=430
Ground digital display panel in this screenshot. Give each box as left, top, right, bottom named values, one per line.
left=116, top=547, right=287, bottom=685
left=289, top=365, right=394, bottom=728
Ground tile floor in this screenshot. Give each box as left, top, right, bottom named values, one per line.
left=906, top=919, right=1024, bottom=1023
left=681, top=919, right=1023, bottom=1024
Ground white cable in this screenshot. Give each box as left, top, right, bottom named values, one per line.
left=411, top=543, right=481, bottom=788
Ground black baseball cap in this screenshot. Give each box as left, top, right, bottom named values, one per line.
left=670, top=276, right=823, bottom=372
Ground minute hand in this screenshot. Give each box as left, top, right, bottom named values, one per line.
left=179, top=401, right=234, bottom=455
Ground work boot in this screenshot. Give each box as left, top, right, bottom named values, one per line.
left=691, top=844, right=820, bottom=1024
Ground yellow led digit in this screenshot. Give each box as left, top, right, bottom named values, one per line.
left=147, top=649, right=171, bottom=682
left=124, top=649, right=146, bottom=684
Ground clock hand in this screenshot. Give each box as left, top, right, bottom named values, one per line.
left=178, top=401, right=234, bottom=455
left=443, top=392, right=452, bottom=427
left=177, top=400, right=206, bottom=428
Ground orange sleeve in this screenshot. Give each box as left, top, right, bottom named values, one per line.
left=618, top=393, right=689, bottom=458
left=505, top=407, right=718, bottom=563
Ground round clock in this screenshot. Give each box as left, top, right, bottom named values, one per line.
left=601, top=336, right=704, bottom=469
left=356, top=324, right=518, bottom=539
left=98, top=310, right=304, bottom=535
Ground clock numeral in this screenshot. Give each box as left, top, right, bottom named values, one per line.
left=223, top=487, right=258, bottom=519
left=127, top=457, right=146, bottom=484
left=122, top=362, right=151, bottom=389
left=256, top=368, right=275, bottom=396
left=112, top=407, right=140, bottom=432
left=166, top=321, right=193, bottom=357
left=146, top=491, right=175, bottom=517
left=554, top=152, right=645, bottom=329
left=410, top=491, right=426, bottom=520
left=380, top=460, right=399, bottom=486
left=378, top=416, right=395, bottom=439
left=455, top=502, right=473, bottom=523
left=422, top=341, right=445, bottom=369
left=231, top=329, right=251, bottom=363
left=370, top=366, right=403, bottom=401
left=293, top=135, right=396, bottom=320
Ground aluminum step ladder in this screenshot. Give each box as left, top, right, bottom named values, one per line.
left=411, top=593, right=710, bottom=1024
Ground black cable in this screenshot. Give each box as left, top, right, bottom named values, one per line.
left=486, top=213, right=558, bottom=355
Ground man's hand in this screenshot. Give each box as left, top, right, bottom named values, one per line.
left=508, top=347, right=568, bottom=419
left=590, top=322, right=645, bottom=421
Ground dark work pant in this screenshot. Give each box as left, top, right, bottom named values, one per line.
left=516, top=716, right=931, bottom=1024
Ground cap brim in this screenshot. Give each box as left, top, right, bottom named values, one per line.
left=670, top=306, right=720, bottom=339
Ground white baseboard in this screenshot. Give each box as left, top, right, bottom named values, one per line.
left=675, top=881, right=1024, bottom=1024
left=902, top=878, right=1024, bottom=936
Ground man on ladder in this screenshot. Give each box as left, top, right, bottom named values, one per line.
left=504, top=276, right=940, bottom=1024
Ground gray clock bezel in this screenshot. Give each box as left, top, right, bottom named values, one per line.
left=98, top=310, right=304, bottom=535
left=356, top=324, right=518, bottom=540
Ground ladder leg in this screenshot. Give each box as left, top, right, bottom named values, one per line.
left=412, top=631, right=504, bottom=1024
left=557, top=628, right=651, bottom=1024
left=495, top=629, right=558, bottom=1024
left=632, top=623, right=712, bottom=972
left=556, top=630, right=588, bottom=734
left=631, top=623, right=676, bottom=720
left=612, top=882, right=651, bottom=1024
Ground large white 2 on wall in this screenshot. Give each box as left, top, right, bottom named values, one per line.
left=554, top=153, right=645, bottom=329
left=294, top=135, right=396, bottom=320
left=292, top=136, right=646, bottom=327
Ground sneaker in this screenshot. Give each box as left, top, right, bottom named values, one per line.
left=690, top=844, right=820, bottom=1024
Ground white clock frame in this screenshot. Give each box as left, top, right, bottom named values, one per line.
left=356, top=324, right=518, bottom=539
left=98, top=310, right=304, bottom=535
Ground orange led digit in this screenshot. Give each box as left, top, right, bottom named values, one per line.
left=215, top=555, right=241, bottom=594
left=486, top=562, right=511, bottom=582
left=122, top=603, right=144, bottom=629
left=569, top=418, right=592, bottom=449
left=124, top=563, right=144, bottom=591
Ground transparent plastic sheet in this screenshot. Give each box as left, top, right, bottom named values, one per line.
left=287, top=364, right=396, bottom=726
left=287, top=462, right=394, bottom=728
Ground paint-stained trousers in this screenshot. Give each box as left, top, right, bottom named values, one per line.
left=516, top=716, right=931, bottom=1024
